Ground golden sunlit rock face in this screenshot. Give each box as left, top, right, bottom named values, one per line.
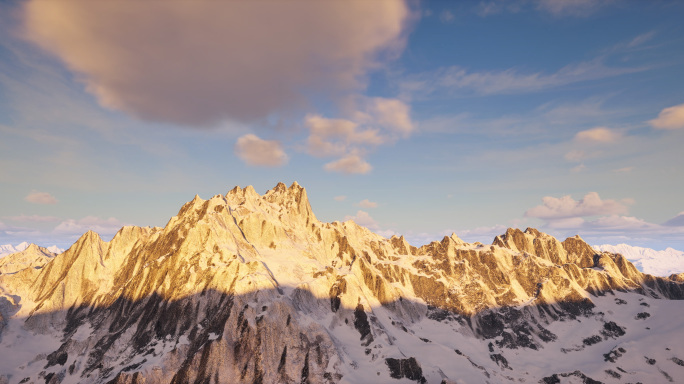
left=1, top=182, right=683, bottom=383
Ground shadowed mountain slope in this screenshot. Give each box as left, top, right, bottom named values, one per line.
left=1, top=182, right=683, bottom=383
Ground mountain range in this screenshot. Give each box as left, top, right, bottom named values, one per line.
left=1, top=182, right=683, bottom=383
left=0, top=242, right=30, bottom=258
left=0, top=243, right=63, bottom=259
left=594, top=244, right=684, bottom=278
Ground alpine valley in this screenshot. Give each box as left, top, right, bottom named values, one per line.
left=1, top=182, right=683, bottom=384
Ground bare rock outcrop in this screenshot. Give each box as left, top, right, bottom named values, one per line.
left=1, top=182, right=682, bottom=384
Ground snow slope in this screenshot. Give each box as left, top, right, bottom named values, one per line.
left=0, top=182, right=682, bottom=384
left=594, top=243, right=684, bottom=277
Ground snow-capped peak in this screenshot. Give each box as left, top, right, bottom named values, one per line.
left=594, top=243, right=684, bottom=277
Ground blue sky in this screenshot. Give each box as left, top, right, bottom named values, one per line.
left=1, top=0, right=683, bottom=250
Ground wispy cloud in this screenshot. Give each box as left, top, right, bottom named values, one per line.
left=574, top=127, right=622, bottom=143
left=536, top=0, right=611, bottom=17
left=612, top=166, right=634, bottom=173
left=0, top=221, right=39, bottom=237
left=476, top=0, right=613, bottom=18
left=421, top=96, right=628, bottom=139
left=401, top=57, right=645, bottom=98
left=357, top=199, right=378, bottom=209
left=24, top=191, right=58, bottom=204
left=439, top=10, right=455, bottom=23
left=627, top=31, right=657, bottom=48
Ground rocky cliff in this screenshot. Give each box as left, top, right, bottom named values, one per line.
left=1, top=182, right=683, bottom=384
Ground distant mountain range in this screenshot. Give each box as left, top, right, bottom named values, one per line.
left=0, top=243, right=60, bottom=275
left=594, top=244, right=684, bottom=277
left=0, top=242, right=63, bottom=258
left=0, top=242, right=29, bottom=257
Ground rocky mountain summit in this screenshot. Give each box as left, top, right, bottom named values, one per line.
left=1, top=182, right=683, bottom=384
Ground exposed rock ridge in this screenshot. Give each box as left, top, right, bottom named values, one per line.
left=0, top=182, right=682, bottom=384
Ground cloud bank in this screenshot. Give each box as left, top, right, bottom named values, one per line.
left=525, top=193, right=684, bottom=248
left=23, top=0, right=412, bottom=126
left=525, top=192, right=630, bottom=220
left=53, top=216, right=124, bottom=237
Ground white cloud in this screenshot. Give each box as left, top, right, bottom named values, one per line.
left=574, top=127, right=621, bottom=143
left=334, top=195, right=347, bottom=202
left=5, top=214, right=59, bottom=222
left=324, top=154, right=372, bottom=174
left=53, top=216, right=124, bottom=236
left=649, top=103, right=684, bottom=130
left=525, top=192, right=631, bottom=220
left=24, top=190, right=57, bottom=204
left=306, top=97, right=414, bottom=172
left=23, top=1, right=412, bottom=126
left=234, top=134, right=288, bottom=167
left=305, top=115, right=384, bottom=158
left=344, top=210, right=379, bottom=230
left=357, top=199, right=378, bottom=209
left=613, top=167, right=634, bottom=173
